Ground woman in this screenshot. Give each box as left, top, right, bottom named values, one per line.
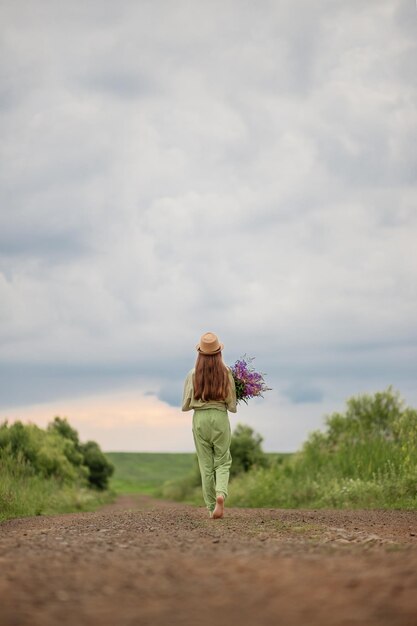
left=182, top=332, right=237, bottom=519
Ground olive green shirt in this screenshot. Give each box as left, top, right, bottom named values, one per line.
left=181, top=367, right=237, bottom=413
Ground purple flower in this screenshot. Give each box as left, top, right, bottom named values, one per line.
left=229, top=355, right=271, bottom=405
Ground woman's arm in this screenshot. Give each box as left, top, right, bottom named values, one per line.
left=181, top=371, right=193, bottom=411
left=226, top=370, right=237, bottom=413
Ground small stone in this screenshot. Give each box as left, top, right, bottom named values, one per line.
left=212, top=538, right=220, bottom=544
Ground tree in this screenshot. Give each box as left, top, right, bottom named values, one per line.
left=322, top=386, right=407, bottom=448
left=230, top=423, right=269, bottom=477
left=48, top=417, right=80, bottom=447
left=48, top=417, right=85, bottom=469
left=49, top=416, right=114, bottom=489
left=80, top=441, right=114, bottom=490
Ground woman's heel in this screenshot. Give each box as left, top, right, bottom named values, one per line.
left=212, top=494, right=225, bottom=519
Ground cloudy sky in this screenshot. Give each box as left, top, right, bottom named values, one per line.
left=1, top=0, right=416, bottom=452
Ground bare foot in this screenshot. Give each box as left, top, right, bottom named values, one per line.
left=212, top=494, right=224, bottom=519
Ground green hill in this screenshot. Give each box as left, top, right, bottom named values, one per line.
left=105, top=452, right=196, bottom=494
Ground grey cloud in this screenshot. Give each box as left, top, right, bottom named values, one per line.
left=0, top=78, right=22, bottom=112
left=316, top=127, right=417, bottom=187
left=0, top=360, right=188, bottom=409
left=283, top=383, right=324, bottom=404
left=0, top=363, right=120, bottom=409
left=0, top=228, right=88, bottom=261
left=78, top=68, right=158, bottom=99
left=158, top=382, right=183, bottom=408
left=393, top=0, right=417, bottom=38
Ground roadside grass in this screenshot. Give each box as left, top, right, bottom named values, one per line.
left=0, top=465, right=113, bottom=523
left=226, top=456, right=417, bottom=511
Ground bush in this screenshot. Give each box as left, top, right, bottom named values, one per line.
left=228, top=387, right=417, bottom=510
left=230, top=423, right=269, bottom=477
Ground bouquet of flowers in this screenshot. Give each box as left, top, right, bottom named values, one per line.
left=229, top=355, right=271, bottom=404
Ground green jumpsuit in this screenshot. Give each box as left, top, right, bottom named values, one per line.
left=182, top=367, right=237, bottom=513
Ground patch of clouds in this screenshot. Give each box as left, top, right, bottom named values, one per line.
left=2, top=389, right=191, bottom=452
left=0, top=0, right=416, bottom=450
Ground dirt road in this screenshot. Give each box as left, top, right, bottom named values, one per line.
left=1, top=495, right=417, bottom=626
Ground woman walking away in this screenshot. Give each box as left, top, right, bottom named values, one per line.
left=182, top=332, right=237, bottom=519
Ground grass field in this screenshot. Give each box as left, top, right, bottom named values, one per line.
left=105, top=452, right=289, bottom=496
left=105, top=452, right=196, bottom=494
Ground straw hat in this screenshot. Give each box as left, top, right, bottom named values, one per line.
left=196, top=332, right=224, bottom=354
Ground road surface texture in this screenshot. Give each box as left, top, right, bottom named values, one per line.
left=1, top=495, right=417, bottom=626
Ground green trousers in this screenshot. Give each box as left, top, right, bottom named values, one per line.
left=192, top=408, right=233, bottom=512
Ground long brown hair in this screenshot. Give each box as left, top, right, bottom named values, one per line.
left=193, top=352, right=230, bottom=402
